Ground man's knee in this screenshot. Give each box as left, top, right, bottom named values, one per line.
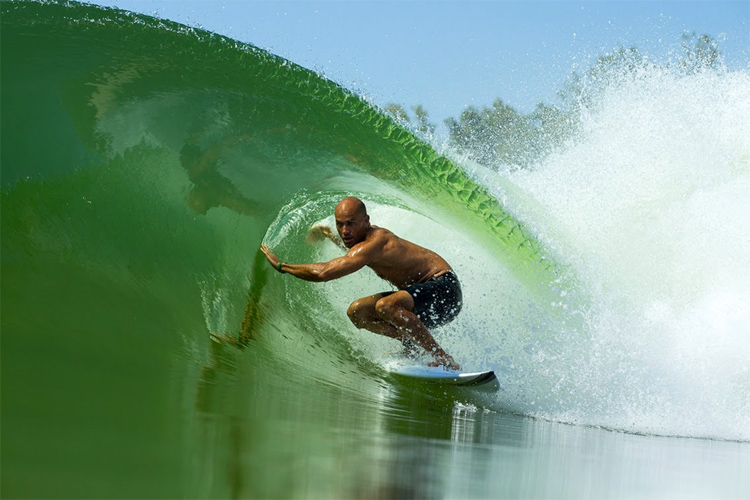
left=375, top=291, right=413, bottom=321
left=347, top=298, right=370, bottom=328
left=374, top=299, right=393, bottom=320
left=375, top=296, right=409, bottom=322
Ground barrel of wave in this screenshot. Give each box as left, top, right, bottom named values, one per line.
left=261, top=191, right=552, bottom=392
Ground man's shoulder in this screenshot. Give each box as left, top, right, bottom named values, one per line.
left=366, top=226, right=396, bottom=244
left=351, top=227, right=391, bottom=255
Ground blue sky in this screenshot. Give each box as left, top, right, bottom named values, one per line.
left=89, top=1, right=749, bottom=128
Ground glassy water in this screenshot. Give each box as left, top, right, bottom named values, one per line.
left=2, top=2, right=748, bottom=498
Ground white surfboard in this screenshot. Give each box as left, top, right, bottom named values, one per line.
left=392, top=366, right=499, bottom=391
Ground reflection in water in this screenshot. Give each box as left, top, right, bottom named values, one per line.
left=188, top=346, right=750, bottom=499
left=180, top=133, right=260, bottom=217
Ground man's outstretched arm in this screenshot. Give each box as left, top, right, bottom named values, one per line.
left=260, top=244, right=370, bottom=282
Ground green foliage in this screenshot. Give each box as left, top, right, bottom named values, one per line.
left=445, top=99, right=539, bottom=169
left=383, top=103, right=436, bottom=136
left=679, top=32, right=721, bottom=73
left=384, top=103, right=410, bottom=123
left=412, top=105, right=436, bottom=136
left=387, top=33, right=722, bottom=172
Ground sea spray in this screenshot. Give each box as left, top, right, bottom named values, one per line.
left=490, top=64, right=750, bottom=440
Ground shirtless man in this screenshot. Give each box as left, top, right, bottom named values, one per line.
left=260, top=197, right=461, bottom=370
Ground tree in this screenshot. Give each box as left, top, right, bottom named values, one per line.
left=409, top=32, right=723, bottom=172
left=680, top=32, right=721, bottom=73
left=383, top=103, right=436, bottom=136
left=412, top=105, right=436, bottom=136
left=384, top=103, right=409, bottom=123
left=444, top=99, right=541, bottom=170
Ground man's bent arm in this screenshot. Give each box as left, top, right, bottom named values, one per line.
left=260, top=244, right=370, bottom=282
left=281, top=254, right=368, bottom=282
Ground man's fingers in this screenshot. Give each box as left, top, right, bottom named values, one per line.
left=259, top=244, right=276, bottom=265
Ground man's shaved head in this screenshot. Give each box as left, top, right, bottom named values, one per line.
left=334, top=197, right=370, bottom=248
left=335, top=197, right=367, bottom=218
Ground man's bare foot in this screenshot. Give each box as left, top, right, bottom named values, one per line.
left=428, top=354, right=460, bottom=371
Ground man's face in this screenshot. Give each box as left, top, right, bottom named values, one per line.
left=335, top=204, right=369, bottom=248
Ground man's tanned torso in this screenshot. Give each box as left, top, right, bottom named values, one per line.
left=352, top=226, right=451, bottom=290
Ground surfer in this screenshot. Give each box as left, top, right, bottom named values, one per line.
left=260, top=197, right=461, bottom=370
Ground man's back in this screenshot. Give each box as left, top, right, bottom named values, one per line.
left=361, top=226, right=452, bottom=290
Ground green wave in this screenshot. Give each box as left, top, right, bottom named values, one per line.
left=1, top=0, right=568, bottom=383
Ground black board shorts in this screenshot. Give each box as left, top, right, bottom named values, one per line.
left=381, top=271, right=463, bottom=329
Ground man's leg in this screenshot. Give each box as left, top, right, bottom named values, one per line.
left=347, top=294, right=401, bottom=338
left=373, top=291, right=459, bottom=370
left=346, top=296, right=418, bottom=357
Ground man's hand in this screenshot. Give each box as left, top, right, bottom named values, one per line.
left=307, top=224, right=346, bottom=249
left=306, top=224, right=332, bottom=242
left=260, top=244, right=282, bottom=271
left=306, top=224, right=333, bottom=242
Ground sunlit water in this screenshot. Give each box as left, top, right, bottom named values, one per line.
left=1, top=2, right=748, bottom=498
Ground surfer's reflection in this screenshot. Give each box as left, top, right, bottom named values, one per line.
left=207, top=250, right=268, bottom=349
left=179, top=133, right=261, bottom=216
left=179, top=131, right=270, bottom=348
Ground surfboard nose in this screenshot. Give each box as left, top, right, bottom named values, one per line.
left=391, top=366, right=499, bottom=392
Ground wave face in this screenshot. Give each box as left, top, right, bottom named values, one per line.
left=1, top=0, right=748, bottom=451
